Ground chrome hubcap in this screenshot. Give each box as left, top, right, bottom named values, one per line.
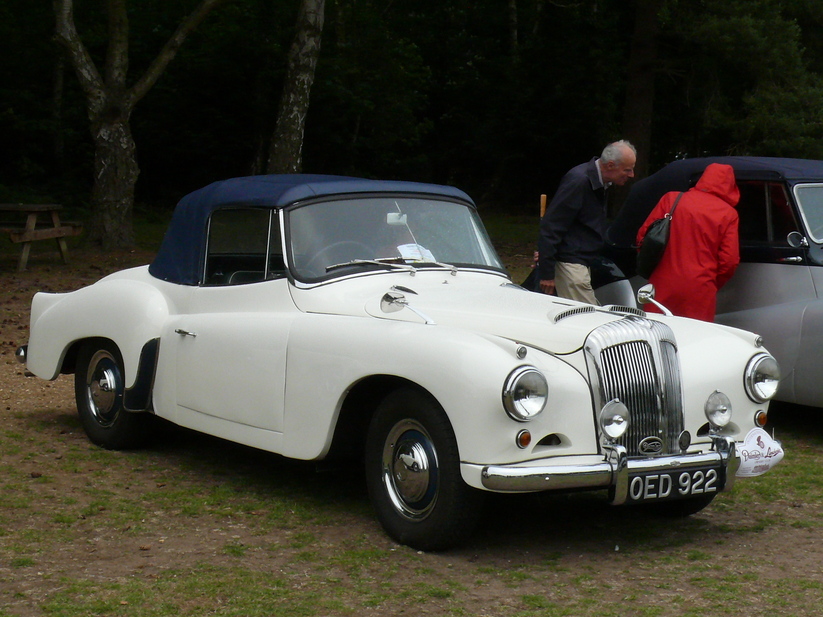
left=382, top=419, right=439, bottom=520
left=85, top=350, right=122, bottom=427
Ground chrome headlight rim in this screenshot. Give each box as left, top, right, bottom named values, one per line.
left=599, top=399, right=629, bottom=441
left=502, top=366, right=548, bottom=422
left=704, top=390, right=732, bottom=429
left=744, top=353, right=780, bottom=403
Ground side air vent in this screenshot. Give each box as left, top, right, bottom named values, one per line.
left=604, top=305, right=646, bottom=317
left=553, top=305, right=596, bottom=323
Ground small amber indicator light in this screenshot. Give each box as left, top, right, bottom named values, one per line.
left=755, top=410, right=768, bottom=427
left=516, top=430, right=531, bottom=449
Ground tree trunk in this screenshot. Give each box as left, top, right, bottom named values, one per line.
left=621, top=0, right=659, bottom=181
left=53, top=0, right=230, bottom=248
left=89, top=114, right=139, bottom=248
left=267, top=0, right=326, bottom=174
left=507, top=0, right=519, bottom=60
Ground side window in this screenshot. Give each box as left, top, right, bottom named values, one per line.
left=769, top=183, right=799, bottom=242
left=736, top=181, right=799, bottom=246
left=736, top=181, right=769, bottom=244
left=204, top=208, right=284, bottom=285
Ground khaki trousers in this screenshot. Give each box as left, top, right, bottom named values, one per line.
left=555, top=262, right=599, bottom=305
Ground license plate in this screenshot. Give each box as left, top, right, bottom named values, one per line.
left=627, top=466, right=721, bottom=503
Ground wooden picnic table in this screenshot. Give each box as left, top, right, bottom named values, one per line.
left=0, top=203, right=83, bottom=271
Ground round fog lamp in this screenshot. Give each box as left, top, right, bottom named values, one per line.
left=502, top=366, right=548, bottom=421
left=599, top=399, right=629, bottom=440
left=705, top=390, right=732, bottom=428
left=745, top=354, right=780, bottom=402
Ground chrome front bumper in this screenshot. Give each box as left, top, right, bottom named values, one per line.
left=481, top=436, right=739, bottom=505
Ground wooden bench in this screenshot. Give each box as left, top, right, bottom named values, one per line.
left=0, top=203, right=84, bottom=271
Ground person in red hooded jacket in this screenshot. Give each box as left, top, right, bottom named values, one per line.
left=636, top=162, right=740, bottom=321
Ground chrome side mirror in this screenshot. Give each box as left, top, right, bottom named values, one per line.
left=787, top=231, right=808, bottom=249
left=637, top=284, right=673, bottom=317
left=380, top=290, right=407, bottom=313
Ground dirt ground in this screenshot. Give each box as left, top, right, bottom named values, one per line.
left=1, top=246, right=823, bottom=616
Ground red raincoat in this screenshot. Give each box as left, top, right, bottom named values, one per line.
left=636, top=163, right=740, bottom=321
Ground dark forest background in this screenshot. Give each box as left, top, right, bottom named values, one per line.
left=3, top=0, right=823, bottom=230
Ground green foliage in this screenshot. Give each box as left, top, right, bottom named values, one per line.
left=2, top=0, right=823, bottom=215
left=653, top=0, right=823, bottom=164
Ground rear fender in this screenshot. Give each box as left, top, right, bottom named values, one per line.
left=26, top=279, right=171, bottom=388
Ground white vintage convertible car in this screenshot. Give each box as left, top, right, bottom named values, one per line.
left=18, top=174, right=783, bottom=550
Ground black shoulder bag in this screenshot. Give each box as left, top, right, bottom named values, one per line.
left=636, top=192, right=683, bottom=279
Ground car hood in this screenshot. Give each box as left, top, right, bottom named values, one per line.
left=289, top=270, right=633, bottom=355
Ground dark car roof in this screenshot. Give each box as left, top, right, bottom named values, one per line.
left=608, top=156, right=823, bottom=248
left=149, top=174, right=474, bottom=285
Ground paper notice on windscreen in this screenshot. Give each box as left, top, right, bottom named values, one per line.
left=735, top=428, right=784, bottom=477
left=398, top=243, right=435, bottom=262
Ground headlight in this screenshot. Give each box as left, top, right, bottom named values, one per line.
left=599, top=399, right=629, bottom=440
left=704, top=390, right=732, bottom=428
left=744, top=353, right=780, bottom=403
left=502, top=366, right=548, bottom=421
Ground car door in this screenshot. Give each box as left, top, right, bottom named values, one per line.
left=172, top=208, right=295, bottom=435
left=716, top=179, right=815, bottom=388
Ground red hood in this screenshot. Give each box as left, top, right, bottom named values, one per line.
left=694, top=162, right=740, bottom=207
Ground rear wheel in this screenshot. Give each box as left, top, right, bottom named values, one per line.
left=365, top=387, right=483, bottom=551
left=74, top=341, right=152, bottom=449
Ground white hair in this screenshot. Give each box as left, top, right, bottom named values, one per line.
left=601, top=140, right=636, bottom=164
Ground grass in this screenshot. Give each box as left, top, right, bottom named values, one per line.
left=2, top=402, right=823, bottom=615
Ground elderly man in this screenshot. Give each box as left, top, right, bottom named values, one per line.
left=537, top=140, right=637, bottom=304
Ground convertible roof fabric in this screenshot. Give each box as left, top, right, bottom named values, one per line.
left=608, top=156, right=823, bottom=248
left=149, top=174, right=474, bottom=285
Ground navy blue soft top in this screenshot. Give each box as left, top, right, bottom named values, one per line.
left=149, top=174, right=473, bottom=285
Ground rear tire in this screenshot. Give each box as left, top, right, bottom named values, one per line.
left=74, top=340, right=152, bottom=449
left=365, top=387, right=483, bottom=551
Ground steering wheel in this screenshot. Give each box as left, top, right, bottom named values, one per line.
left=305, top=241, right=372, bottom=274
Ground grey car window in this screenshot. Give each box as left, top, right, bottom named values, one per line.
left=795, top=184, right=823, bottom=243
left=737, top=181, right=799, bottom=245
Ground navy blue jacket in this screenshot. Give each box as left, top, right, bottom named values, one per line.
left=537, top=158, right=607, bottom=281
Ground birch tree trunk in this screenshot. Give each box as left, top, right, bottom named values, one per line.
left=267, top=0, right=326, bottom=174
left=53, top=0, right=230, bottom=249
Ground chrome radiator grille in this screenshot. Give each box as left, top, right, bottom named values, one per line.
left=584, top=317, right=684, bottom=456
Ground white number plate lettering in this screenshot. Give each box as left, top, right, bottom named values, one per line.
left=627, top=468, right=720, bottom=502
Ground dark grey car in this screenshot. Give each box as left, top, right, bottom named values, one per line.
left=608, top=156, right=823, bottom=407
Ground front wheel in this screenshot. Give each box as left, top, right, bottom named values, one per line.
left=74, top=340, right=152, bottom=450
left=365, top=388, right=483, bottom=551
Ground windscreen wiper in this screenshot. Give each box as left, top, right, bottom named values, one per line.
left=325, top=257, right=417, bottom=273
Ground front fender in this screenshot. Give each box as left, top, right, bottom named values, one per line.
left=282, top=315, right=595, bottom=464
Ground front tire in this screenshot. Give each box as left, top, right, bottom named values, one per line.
left=365, top=387, right=483, bottom=551
left=74, top=340, right=152, bottom=449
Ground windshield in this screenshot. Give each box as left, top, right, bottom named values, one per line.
left=287, top=196, right=504, bottom=281
left=795, top=183, right=823, bottom=243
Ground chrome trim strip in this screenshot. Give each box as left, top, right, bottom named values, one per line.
left=481, top=461, right=615, bottom=492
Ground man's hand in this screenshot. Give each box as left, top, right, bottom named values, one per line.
left=539, top=279, right=556, bottom=295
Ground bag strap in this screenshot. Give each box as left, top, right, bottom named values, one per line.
left=665, top=192, right=684, bottom=220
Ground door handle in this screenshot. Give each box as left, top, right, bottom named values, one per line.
left=175, top=328, right=197, bottom=337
